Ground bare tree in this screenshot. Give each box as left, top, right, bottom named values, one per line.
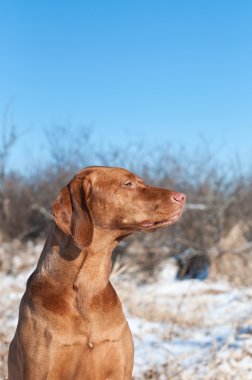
left=0, top=100, right=17, bottom=188
left=0, top=101, right=19, bottom=238
left=45, top=123, right=93, bottom=173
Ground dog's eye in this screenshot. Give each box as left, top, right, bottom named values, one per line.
left=123, top=181, right=135, bottom=189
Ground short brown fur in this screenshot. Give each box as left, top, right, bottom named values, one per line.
left=8, top=166, right=185, bottom=380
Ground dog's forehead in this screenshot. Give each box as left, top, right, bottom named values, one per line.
left=76, top=166, right=140, bottom=183
left=93, top=167, right=138, bottom=183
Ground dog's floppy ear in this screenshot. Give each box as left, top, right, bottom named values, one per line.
left=52, top=177, right=93, bottom=249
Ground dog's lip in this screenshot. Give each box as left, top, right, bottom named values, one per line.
left=140, top=211, right=182, bottom=229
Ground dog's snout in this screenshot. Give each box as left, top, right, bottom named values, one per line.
left=171, top=192, right=186, bottom=204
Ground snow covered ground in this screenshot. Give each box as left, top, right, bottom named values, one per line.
left=112, top=261, right=252, bottom=379
left=1, top=241, right=252, bottom=379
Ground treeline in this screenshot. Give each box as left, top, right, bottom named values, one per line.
left=1, top=123, right=252, bottom=261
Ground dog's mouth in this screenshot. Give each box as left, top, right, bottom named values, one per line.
left=140, top=210, right=183, bottom=230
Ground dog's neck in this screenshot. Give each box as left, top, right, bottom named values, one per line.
left=73, top=228, right=120, bottom=293
left=36, top=222, right=124, bottom=295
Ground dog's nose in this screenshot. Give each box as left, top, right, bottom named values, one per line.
left=171, top=192, right=186, bottom=204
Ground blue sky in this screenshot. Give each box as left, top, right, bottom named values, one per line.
left=0, top=1, right=251, bottom=172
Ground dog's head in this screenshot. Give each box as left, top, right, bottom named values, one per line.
left=52, top=166, right=186, bottom=249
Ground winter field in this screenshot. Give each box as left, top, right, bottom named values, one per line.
left=1, top=238, right=252, bottom=380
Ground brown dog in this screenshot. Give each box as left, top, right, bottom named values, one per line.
left=8, top=166, right=185, bottom=380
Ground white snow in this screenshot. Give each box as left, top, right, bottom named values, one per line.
left=112, top=260, right=252, bottom=379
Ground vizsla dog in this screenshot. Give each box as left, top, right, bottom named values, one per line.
left=8, top=166, right=186, bottom=380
